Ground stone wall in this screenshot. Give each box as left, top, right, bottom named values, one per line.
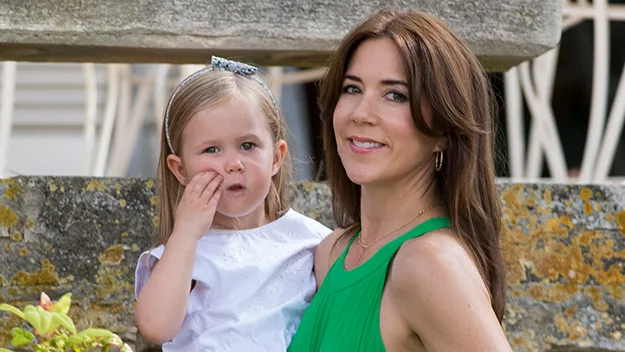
left=0, top=176, right=624, bottom=351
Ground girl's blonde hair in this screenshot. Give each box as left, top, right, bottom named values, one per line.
left=155, top=69, right=293, bottom=245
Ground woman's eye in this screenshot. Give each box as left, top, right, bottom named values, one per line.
left=241, top=142, right=255, bottom=151
left=342, top=85, right=361, bottom=94
left=385, top=91, right=408, bottom=103
left=204, top=146, right=219, bottom=154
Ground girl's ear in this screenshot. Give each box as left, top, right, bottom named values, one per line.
left=272, top=140, right=288, bottom=176
left=167, top=154, right=188, bottom=185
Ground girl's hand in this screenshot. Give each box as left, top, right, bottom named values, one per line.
left=136, top=171, right=222, bottom=343
left=172, top=171, right=223, bottom=241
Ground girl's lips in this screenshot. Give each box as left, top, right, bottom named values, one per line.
left=227, top=184, right=245, bottom=191
left=224, top=183, right=247, bottom=198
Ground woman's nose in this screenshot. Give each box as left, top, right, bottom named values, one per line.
left=351, top=95, right=378, bottom=125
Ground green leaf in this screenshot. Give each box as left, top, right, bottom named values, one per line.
left=68, top=334, right=89, bottom=347
left=23, top=305, right=55, bottom=334
left=0, top=348, right=15, bottom=352
left=51, top=312, right=76, bottom=335
left=10, top=327, right=35, bottom=347
left=50, top=332, right=69, bottom=349
left=75, top=329, right=115, bottom=339
left=101, top=334, right=123, bottom=347
left=54, top=293, right=72, bottom=314
left=0, top=303, right=25, bottom=320
left=34, top=345, right=48, bottom=352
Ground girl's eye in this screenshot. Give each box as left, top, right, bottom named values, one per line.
left=241, top=142, right=255, bottom=151
left=385, top=91, right=408, bottom=103
left=204, top=146, right=219, bottom=154
left=342, top=85, right=361, bottom=94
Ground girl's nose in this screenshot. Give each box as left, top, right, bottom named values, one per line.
left=225, top=159, right=244, bottom=173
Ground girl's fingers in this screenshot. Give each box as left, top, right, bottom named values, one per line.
left=206, top=187, right=223, bottom=209
left=183, top=171, right=201, bottom=194
left=200, top=173, right=223, bottom=202
left=189, top=171, right=216, bottom=196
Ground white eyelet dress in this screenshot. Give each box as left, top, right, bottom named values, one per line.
left=135, top=209, right=331, bottom=352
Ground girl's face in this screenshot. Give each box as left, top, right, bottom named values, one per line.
left=333, top=37, right=440, bottom=187
left=168, top=97, right=286, bottom=220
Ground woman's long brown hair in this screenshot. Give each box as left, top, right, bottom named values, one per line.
left=320, top=10, right=506, bottom=321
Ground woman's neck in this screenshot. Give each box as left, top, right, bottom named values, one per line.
left=359, top=172, right=442, bottom=242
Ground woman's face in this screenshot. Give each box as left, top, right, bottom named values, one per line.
left=333, top=37, right=439, bottom=187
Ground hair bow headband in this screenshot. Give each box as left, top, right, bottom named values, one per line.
left=164, top=56, right=279, bottom=155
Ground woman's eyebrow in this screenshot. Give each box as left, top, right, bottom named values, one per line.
left=380, top=79, right=408, bottom=87
left=344, top=74, right=362, bottom=82
left=344, top=74, right=407, bottom=87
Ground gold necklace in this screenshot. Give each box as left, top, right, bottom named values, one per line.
left=357, top=204, right=438, bottom=248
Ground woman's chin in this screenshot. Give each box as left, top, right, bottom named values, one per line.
left=345, top=170, right=378, bottom=186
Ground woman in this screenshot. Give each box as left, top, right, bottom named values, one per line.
left=288, top=9, right=512, bottom=352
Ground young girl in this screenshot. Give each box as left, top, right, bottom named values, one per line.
left=134, top=56, right=331, bottom=351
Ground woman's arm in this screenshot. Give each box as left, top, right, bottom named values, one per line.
left=388, top=230, right=513, bottom=352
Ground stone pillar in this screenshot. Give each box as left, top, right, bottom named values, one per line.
left=0, top=0, right=561, bottom=71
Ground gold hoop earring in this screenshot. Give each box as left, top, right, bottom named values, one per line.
left=435, top=151, right=444, bottom=172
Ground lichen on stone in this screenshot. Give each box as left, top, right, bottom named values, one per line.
left=10, top=259, right=60, bottom=286
left=10, top=231, right=22, bottom=241
left=0, top=204, right=18, bottom=228
left=2, top=180, right=21, bottom=200
left=98, top=244, right=125, bottom=265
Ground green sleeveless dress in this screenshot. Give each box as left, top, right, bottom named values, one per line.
left=288, top=217, right=451, bottom=352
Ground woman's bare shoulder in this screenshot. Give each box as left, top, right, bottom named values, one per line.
left=386, top=228, right=511, bottom=351
left=314, top=227, right=353, bottom=287
left=389, top=227, right=487, bottom=303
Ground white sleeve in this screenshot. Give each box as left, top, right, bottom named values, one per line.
left=309, top=219, right=332, bottom=240
left=134, top=245, right=165, bottom=300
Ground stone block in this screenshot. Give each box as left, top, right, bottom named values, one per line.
left=1, top=177, right=623, bottom=351
left=0, top=0, right=561, bottom=71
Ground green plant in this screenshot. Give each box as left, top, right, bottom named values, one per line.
left=0, top=292, right=132, bottom=352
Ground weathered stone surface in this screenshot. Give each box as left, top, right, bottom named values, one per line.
left=0, top=177, right=331, bottom=351
left=0, top=0, right=561, bottom=71
left=499, top=183, right=625, bottom=351
left=1, top=177, right=624, bottom=351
